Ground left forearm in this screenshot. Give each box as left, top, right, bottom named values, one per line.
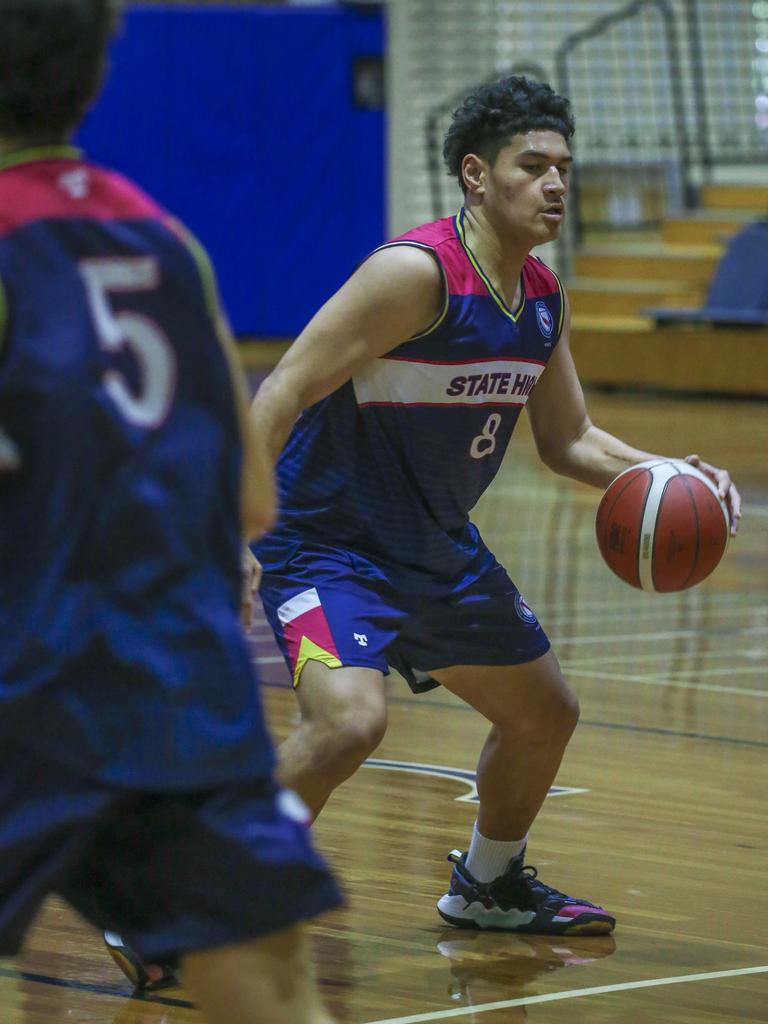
left=546, top=423, right=661, bottom=490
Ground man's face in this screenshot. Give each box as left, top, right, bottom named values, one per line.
left=467, top=130, right=572, bottom=246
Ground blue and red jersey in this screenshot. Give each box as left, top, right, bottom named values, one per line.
left=256, top=211, right=564, bottom=590
left=0, top=148, right=273, bottom=788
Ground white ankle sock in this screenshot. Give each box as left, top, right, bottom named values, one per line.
left=464, top=822, right=528, bottom=883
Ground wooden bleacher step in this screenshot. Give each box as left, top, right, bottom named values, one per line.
left=573, top=241, right=721, bottom=284
left=700, top=183, right=768, bottom=211
left=662, top=209, right=755, bottom=246
left=568, top=278, right=703, bottom=317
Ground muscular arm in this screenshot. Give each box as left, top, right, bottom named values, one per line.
left=526, top=297, right=742, bottom=533
left=249, top=245, right=444, bottom=464
left=526, top=298, right=659, bottom=488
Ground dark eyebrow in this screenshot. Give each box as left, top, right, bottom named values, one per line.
left=518, top=149, right=573, bottom=164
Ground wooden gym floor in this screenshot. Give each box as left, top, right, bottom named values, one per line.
left=1, top=389, right=766, bottom=1023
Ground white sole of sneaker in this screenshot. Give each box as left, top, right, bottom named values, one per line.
left=437, top=894, right=537, bottom=930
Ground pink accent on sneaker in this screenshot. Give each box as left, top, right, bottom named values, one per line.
left=556, top=904, right=607, bottom=919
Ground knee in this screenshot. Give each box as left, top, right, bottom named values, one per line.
left=336, top=704, right=387, bottom=761
left=540, top=685, right=580, bottom=743
left=557, top=686, right=580, bottom=736
left=498, top=681, right=579, bottom=744
left=322, top=694, right=388, bottom=763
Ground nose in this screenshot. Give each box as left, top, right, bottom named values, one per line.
left=544, top=168, right=567, bottom=195
left=544, top=171, right=569, bottom=194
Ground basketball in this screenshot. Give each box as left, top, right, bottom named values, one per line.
left=595, top=459, right=730, bottom=592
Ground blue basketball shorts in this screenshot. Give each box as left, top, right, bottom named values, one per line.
left=0, top=745, right=341, bottom=960
left=258, top=546, right=551, bottom=691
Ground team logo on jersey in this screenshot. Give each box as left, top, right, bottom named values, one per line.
left=514, top=592, right=538, bottom=625
left=58, top=168, right=90, bottom=199
left=535, top=300, right=554, bottom=338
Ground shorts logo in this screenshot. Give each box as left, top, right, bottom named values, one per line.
left=514, top=592, right=538, bottom=626
left=354, top=633, right=368, bottom=647
left=535, top=300, right=554, bottom=338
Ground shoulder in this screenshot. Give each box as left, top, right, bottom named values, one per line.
left=359, top=237, right=444, bottom=290
left=0, top=159, right=168, bottom=237
left=393, top=215, right=457, bottom=249
left=375, top=214, right=490, bottom=299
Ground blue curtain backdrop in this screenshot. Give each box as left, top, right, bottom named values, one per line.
left=78, top=4, right=385, bottom=337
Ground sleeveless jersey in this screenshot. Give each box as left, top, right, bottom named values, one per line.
left=0, top=148, right=272, bottom=787
left=257, top=210, right=564, bottom=590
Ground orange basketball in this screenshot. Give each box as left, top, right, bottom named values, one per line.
left=595, top=459, right=730, bottom=592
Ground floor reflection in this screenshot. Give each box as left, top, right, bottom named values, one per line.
left=436, top=929, right=616, bottom=1010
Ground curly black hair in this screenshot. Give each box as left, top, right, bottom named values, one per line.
left=0, top=0, right=121, bottom=141
left=443, top=76, right=575, bottom=192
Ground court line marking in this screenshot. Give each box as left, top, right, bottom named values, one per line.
left=553, top=625, right=768, bottom=645
left=552, top=592, right=768, bottom=608
left=658, top=665, right=767, bottom=679
left=562, top=647, right=763, bottom=667
left=0, top=965, right=193, bottom=1007
left=547, top=606, right=768, bottom=629
left=257, top=673, right=768, bottom=748
left=564, top=668, right=767, bottom=698
left=374, top=693, right=768, bottom=749
left=258, top=660, right=768, bottom=697
left=362, top=964, right=768, bottom=1024
left=492, top=484, right=768, bottom=515
left=361, top=759, right=587, bottom=802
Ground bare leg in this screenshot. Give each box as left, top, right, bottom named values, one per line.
left=276, top=662, right=387, bottom=818
left=183, top=924, right=335, bottom=1024
left=432, top=650, right=579, bottom=840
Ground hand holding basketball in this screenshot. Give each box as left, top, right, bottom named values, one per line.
left=683, top=453, right=741, bottom=536
left=596, top=458, right=734, bottom=592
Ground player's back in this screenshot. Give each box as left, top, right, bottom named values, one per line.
left=0, top=147, right=271, bottom=787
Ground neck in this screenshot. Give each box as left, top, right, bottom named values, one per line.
left=461, top=203, right=529, bottom=302
left=462, top=203, right=529, bottom=277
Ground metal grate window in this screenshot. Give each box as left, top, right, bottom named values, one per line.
left=388, top=0, right=767, bottom=259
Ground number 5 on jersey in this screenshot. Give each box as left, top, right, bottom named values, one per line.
left=80, top=257, right=176, bottom=428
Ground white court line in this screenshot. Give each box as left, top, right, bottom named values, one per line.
left=563, top=648, right=762, bottom=667
left=553, top=625, right=768, bottom=646
left=362, top=965, right=768, bottom=1024
left=565, top=668, right=767, bottom=698
left=660, top=665, right=767, bottom=679
left=492, top=484, right=768, bottom=516
left=548, top=604, right=768, bottom=629
left=255, top=653, right=766, bottom=693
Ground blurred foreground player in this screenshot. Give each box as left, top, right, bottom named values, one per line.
left=0, top=3, right=339, bottom=1021
left=251, top=76, right=741, bottom=933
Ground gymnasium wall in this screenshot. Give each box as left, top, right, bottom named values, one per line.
left=77, top=4, right=385, bottom=337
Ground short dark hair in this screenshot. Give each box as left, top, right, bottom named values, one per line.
left=0, top=0, right=121, bottom=140
left=443, top=76, right=575, bottom=192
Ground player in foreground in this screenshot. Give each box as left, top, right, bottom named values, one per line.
left=250, top=76, right=741, bottom=934
left=0, top=3, right=339, bottom=1021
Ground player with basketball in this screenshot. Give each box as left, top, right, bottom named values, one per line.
left=249, top=75, right=741, bottom=934
left=0, top=2, right=340, bottom=1021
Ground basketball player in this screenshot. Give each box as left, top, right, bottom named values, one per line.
left=250, top=76, right=741, bottom=934
left=0, top=3, right=339, bottom=1022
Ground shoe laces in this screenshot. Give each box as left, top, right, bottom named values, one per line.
left=492, top=863, right=573, bottom=907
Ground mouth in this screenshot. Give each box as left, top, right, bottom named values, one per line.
left=540, top=205, right=564, bottom=220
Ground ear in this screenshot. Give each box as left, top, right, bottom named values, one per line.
left=461, top=153, right=486, bottom=195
